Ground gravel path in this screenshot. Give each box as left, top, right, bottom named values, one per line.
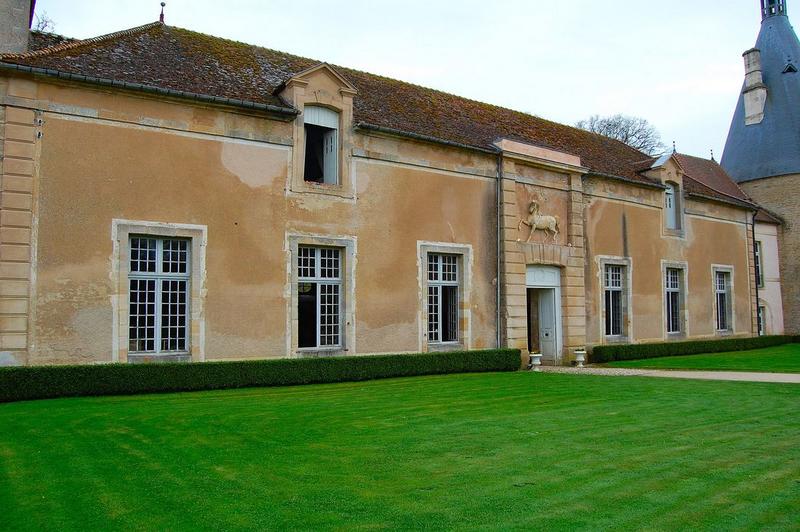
left=536, top=366, right=800, bottom=383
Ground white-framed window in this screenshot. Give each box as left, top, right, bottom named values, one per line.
left=715, top=270, right=732, bottom=332
left=604, top=265, right=625, bottom=337
left=128, top=236, right=190, bottom=354
left=757, top=305, right=766, bottom=336
left=427, top=253, right=459, bottom=343
left=665, top=182, right=680, bottom=230
left=754, top=241, right=764, bottom=288
left=303, top=106, right=339, bottom=185
left=665, top=268, right=683, bottom=334
left=297, top=246, right=342, bottom=349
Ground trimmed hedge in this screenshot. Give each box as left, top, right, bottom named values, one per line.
left=0, top=348, right=520, bottom=403
left=590, top=335, right=800, bottom=363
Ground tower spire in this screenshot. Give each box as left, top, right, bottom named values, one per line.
left=761, top=0, right=787, bottom=20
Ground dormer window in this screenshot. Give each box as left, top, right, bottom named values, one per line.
left=303, top=106, right=339, bottom=185
left=665, top=182, right=681, bottom=230
left=783, top=63, right=798, bottom=74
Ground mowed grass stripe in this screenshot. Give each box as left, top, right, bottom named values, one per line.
left=0, top=372, right=798, bottom=530
left=605, top=343, right=800, bottom=372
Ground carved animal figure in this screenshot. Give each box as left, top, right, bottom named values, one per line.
left=517, top=201, right=560, bottom=243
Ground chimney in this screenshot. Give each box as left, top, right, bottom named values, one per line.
left=0, top=0, right=33, bottom=54
left=742, top=48, right=768, bottom=125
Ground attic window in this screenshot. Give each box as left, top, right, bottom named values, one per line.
left=303, top=106, right=339, bottom=185
left=783, top=63, right=798, bottom=73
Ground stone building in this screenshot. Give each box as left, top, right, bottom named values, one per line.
left=722, top=0, right=798, bottom=334
left=0, top=3, right=764, bottom=366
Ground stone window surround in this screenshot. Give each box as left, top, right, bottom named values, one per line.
left=712, top=264, right=735, bottom=335
left=286, top=233, right=356, bottom=357
left=596, top=255, right=633, bottom=343
left=661, top=260, right=689, bottom=340
left=418, top=242, right=473, bottom=353
left=111, top=219, right=207, bottom=363
left=283, top=67, right=357, bottom=201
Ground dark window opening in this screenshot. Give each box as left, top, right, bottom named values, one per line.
left=298, top=282, right=317, bottom=348
left=304, top=124, right=327, bottom=183
left=441, top=285, right=458, bottom=342
left=783, top=63, right=797, bottom=74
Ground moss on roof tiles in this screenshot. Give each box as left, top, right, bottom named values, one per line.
left=3, top=22, right=658, bottom=184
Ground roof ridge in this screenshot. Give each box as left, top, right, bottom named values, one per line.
left=1, top=21, right=162, bottom=61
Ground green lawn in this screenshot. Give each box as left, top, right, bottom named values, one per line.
left=1, top=373, right=799, bottom=530
left=604, top=343, right=800, bottom=373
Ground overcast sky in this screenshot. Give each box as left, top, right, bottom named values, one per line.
left=33, top=0, right=780, bottom=159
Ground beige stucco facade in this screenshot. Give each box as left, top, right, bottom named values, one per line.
left=583, top=160, right=756, bottom=346
left=0, top=67, right=761, bottom=366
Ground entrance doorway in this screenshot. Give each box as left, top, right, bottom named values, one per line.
left=526, top=265, right=562, bottom=365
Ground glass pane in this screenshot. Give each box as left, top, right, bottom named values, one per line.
left=319, top=283, right=340, bottom=346
left=298, top=282, right=317, bottom=348
left=160, top=279, right=188, bottom=351
left=129, top=278, right=156, bottom=352
left=130, top=237, right=157, bottom=273
left=427, top=286, right=439, bottom=342
left=298, top=246, right=316, bottom=279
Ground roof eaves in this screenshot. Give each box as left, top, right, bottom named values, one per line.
left=0, top=61, right=300, bottom=117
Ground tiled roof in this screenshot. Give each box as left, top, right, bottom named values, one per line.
left=673, top=153, right=754, bottom=206
left=28, top=30, right=78, bottom=52
left=0, top=22, right=657, bottom=185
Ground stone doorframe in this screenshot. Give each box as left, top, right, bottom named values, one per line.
left=497, top=140, right=588, bottom=365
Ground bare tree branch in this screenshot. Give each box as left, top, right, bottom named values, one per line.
left=575, top=114, right=666, bottom=156
left=33, top=11, right=55, bottom=33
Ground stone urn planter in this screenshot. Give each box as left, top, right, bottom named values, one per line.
left=574, top=349, right=587, bottom=368
left=528, top=352, right=543, bottom=372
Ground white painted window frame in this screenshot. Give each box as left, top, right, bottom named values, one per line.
left=596, top=256, right=633, bottom=343
left=127, top=236, right=191, bottom=355
left=302, top=105, right=340, bottom=186
left=661, top=260, right=689, bottom=339
left=286, top=233, right=356, bottom=357
left=418, top=242, right=472, bottom=352
left=297, top=246, right=343, bottom=350
left=111, top=220, right=207, bottom=363
left=427, top=253, right=459, bottom=345
left=754, top=240, right=764, bottom=288
left=712, top=265, right=734, bottom=334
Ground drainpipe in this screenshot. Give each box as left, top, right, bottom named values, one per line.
left=495, top=151, right=504, bottom=348
left=752, top=211, right=760, bottom=335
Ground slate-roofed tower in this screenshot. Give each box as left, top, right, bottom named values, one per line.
left=721, top=0, right=800, bottom=333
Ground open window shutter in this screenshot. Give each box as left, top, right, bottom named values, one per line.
left=323, top=129, right=338, bottom=184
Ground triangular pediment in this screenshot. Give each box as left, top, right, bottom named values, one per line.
left=282, top=63, right=357, bottom=95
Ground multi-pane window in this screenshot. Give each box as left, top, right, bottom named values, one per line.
left=604, top=265, right=624, bottom=337
left=754, top=241, right=764, bottom=287
left=757, top=305, right=766, bottom=336
left=128, top=237, right=190, bottom=353
left=715, top=271, right=732, bottom=332
left=428, top=253, right=459, bottom=343
left=665, top=268, right=682, bottom=334
left=298, top=246, right=342, bottom=349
